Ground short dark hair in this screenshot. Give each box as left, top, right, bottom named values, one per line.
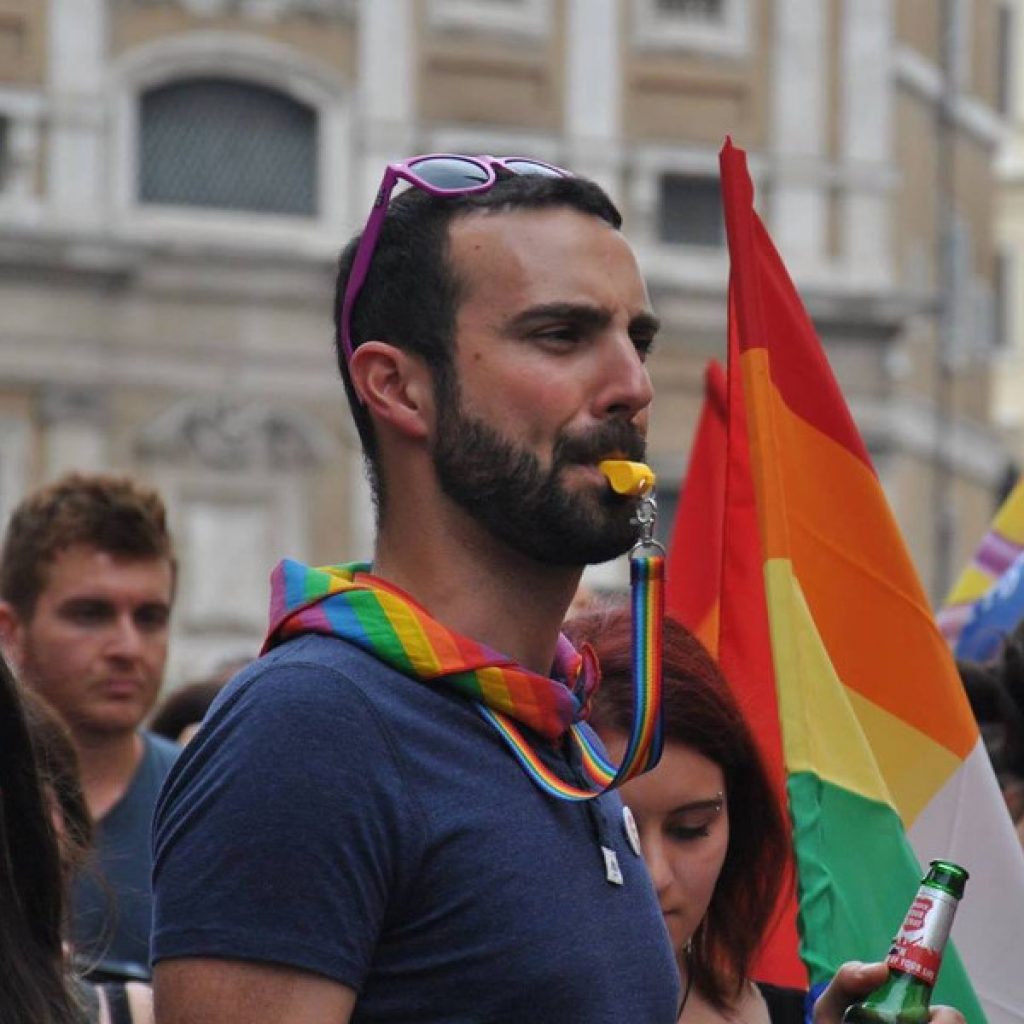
left=332, top=170, right=623, bottom=506
left=565, top=608, right=793, bottom=1010
left=0, top=472, right=175, bottom=619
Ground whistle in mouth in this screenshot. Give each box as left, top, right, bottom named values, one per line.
left=598, top=460, right=655, bottom=497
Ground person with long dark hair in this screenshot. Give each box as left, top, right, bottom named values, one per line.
left=565, top=607, right=802, bottom=1024
left=0, top=652, right=84, bottom=1024
left=0, top=654, right=154, bottom=1023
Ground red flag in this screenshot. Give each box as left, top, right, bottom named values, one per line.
left=719, top=288, right=805, bottom=986
left=666, top=359, right=727, bottom=655
left=663, top=332, right=804, bottom=984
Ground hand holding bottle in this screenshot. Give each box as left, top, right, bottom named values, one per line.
left=813, top=963, right=966, bottom=1024
left=816, top=860, right=970, bottom=1024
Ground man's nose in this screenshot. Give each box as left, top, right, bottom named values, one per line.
left=594, top=333, right=654, bottom=421
left=107, top=614, right=145, bottom=658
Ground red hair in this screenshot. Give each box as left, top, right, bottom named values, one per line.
left=565, top=607, right=793, bottom=1009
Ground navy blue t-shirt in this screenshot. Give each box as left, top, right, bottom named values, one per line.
left=74, top=731, right=180, bottom=975
left=152, top=634, right=679, bottom=1022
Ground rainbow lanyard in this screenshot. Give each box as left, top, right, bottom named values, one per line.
left=480, top=459, right=665, bottom=800
left=261, top=463, right=665, bottom=803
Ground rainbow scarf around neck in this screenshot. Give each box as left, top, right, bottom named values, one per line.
left=262, top=559, right=664, bottom=801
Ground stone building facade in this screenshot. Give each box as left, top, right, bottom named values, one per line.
left=0, top=0, right=1008, bottom=682
left=997, top=1, right=1024, bottom=476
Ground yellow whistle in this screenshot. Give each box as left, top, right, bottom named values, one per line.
left=598, top=460, right=655, bottom=497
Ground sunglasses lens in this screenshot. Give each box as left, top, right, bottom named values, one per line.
left=502, top=159, right=566, bottom=178
left=410, top=156, right=492, bottom=191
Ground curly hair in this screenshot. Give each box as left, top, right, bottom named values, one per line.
left=564, top=607, right=794, bottom=1010
left=0, top=472, right=175, bottom=619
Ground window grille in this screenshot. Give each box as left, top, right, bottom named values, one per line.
left=0, top=117, right=8, bottom=193
left=139, top=77, right=317, bottom=216
left=655, top=0, right=723, bottom=18
left=657, top=173, right=724, bottom=247
left=998, top=2, right=1015, bottom=117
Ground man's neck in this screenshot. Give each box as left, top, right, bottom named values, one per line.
left=74, top=729, right=145, bottom=822
left=373, top=514, right=582, bottom=677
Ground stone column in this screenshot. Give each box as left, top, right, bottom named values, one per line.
left=355, top=0, right=415, bottom=211
left=46, top=0, right=107, bottom=225
left=770, top=0, right=828, bottom=270
left=840, top=0, right=893, bottom=286
left=40, top=386, right=108, bottom=478
left=565, top=0, right=622, bottom=196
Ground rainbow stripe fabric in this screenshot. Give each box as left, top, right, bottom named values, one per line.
left=938, top=476, right=1024, bottom=646
left=263, top=557, right=664, bottom=801
left=712, top=140, right=1024, bottom=1022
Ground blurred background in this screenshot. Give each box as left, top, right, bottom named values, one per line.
left=0, top=0, right=1022, bottom=687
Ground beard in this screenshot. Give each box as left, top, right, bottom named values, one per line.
left=431, top=385, right=647, bottom=567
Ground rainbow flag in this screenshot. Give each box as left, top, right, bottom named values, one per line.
left=716, top=139, right=1024, bottom=1022
left=938, top=477, right=1024, bottom=647
left=667, top=353, right=806, bottom=987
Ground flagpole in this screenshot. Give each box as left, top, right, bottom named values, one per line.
left=932, top=0, right=958, bottom=601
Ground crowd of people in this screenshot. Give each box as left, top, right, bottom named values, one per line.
left=0, top=153, right=992, bottom=1023
left=959, top=629, right=1024, bottom=845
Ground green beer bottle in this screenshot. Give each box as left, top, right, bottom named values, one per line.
left=842, top=860, right=968, bottom=1024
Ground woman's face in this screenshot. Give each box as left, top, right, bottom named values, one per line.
left=604, top=734, right=729, bottom=962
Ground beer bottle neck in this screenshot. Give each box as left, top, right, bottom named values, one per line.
left=860, top=968, right=933, bottom=1015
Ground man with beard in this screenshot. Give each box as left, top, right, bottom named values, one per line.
left=151, top=160, right=930, bottom=1024
left=0, top=472, right=177, bottom=979
left=152, top=159, right=676, bottom=1024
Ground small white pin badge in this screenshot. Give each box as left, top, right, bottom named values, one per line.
left=622, top=805, right=642, bottom=857
left=602, top=845, right=624, bottom=886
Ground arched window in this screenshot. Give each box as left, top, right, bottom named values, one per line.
left=138, top=77, right=318, bottom=216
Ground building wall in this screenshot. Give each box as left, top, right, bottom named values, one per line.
left=0, top=0, right=1010, bottom=684
left=890, top=0, right=1008, bottom=593
left=996, top=0, right=1024, bottom=466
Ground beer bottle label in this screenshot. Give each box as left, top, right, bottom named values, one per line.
left=885, top=885, right=957, bottom=985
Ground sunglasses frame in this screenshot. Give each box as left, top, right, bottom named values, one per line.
left=338, top=153, right=570, bottom=370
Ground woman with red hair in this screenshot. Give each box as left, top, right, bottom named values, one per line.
left=565, top=607, right=803, bottom=1024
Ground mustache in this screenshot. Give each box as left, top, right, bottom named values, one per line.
left=553, top=420, right=647, bottom=468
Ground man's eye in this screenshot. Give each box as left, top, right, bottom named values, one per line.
left=536, top=326, right=581, bottom=344
left=135, top=606, right=170, bottom=631
left=632, top=336, right=657, bottom=360
left=62, top=603, right=110, bottom=625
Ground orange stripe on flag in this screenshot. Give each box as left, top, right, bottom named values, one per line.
left=740, top=347, right=977, bottom=759
left=722, top=294, right=804, bottom=987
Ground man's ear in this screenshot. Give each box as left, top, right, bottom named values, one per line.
left=348, top=341, right=433, bottom=440
left=0, top=601, right=27, bottom=668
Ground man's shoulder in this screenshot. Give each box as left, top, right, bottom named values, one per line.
left=185, top=633, right=480, bottom=777
left=142, top=730, right=181, bottom=774
left=226, top=633, right=431, bottom=717
left=180, top=634, right=427, bottom=756
left=259, top=631, right=389, bottom=677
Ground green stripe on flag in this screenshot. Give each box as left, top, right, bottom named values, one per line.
left=788, top=771, right=986, bottom=1022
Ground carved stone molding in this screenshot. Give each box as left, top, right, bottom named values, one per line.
left=137, top=396, right=334, bottom=471
left=38, top=385, right=108, bottom=425
left=122, top=0, right=354, bottom=20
